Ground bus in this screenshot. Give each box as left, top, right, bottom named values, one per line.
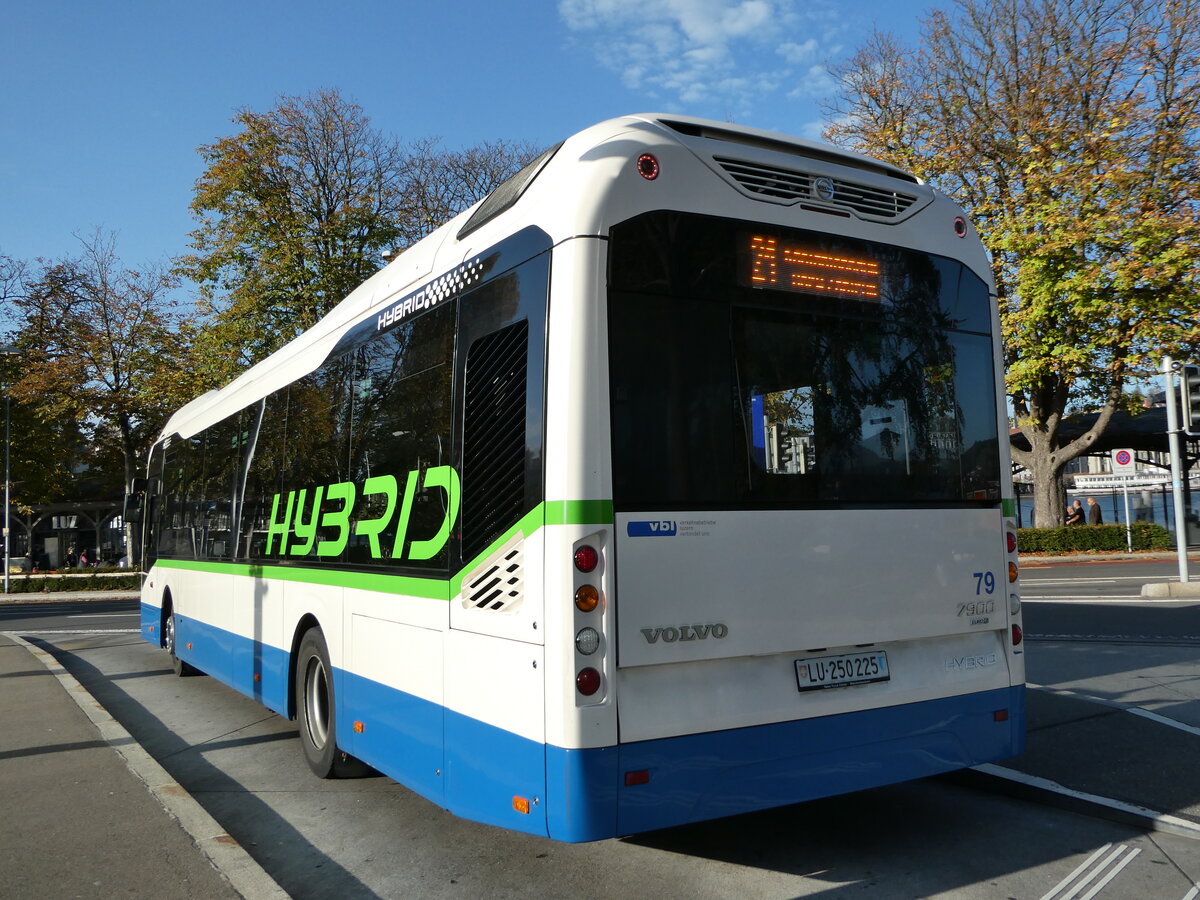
left=136, top=113, right=1024, bottom=842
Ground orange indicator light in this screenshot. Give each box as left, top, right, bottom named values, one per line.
left=353, top=721, right=365, bottom=733
left=513, top=796, right=531, bottom=814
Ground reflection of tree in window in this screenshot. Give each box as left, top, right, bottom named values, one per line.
left=345, top=304, right=456, bottom=568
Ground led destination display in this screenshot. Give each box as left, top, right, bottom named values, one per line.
left=745, top=234, right=881, bottom=300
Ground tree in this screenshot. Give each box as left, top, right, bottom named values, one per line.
left=824, top=0, right=1200, bottom=526
left=9, top=230, right=191, bottom=502
left=181, top=88, right=540, bottom=384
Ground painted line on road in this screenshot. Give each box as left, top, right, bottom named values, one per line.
left=974, top=763, right=1200, bottom=841
left=7, top=634, right=288, bottom=900
left=1022, top=595, right=1146, bottom=601
left=67, top=612, right=140, bottom=618
left=1029, top=683, right=1200, bottom=739
left=2, top=629, right=140, bottom=635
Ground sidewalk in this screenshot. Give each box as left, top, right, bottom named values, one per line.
left=0, top=633, right=282, bottom=899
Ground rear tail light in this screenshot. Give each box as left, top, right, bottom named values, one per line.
left=576, top=667, right=601, bottom=696
left=1007, top=531, right=1017, bottom=553
left=1012, top=623, right=1023, bottom=646
left=574, top=545, right=598, bottom=573
left=1008, top=561, right=1019, bottom=583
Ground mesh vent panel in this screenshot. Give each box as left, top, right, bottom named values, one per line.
left=462, top=320, right=529, bottom=562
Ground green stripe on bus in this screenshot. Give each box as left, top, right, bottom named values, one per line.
left=544, top=499, right=614, bottom=525
left=156, top=498, right=614, bottom=600
left=1002, top=498, right=1016, bottom=517
left=156, top=558, right=450, bottom=599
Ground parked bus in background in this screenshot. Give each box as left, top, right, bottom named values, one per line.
left=136, top=114, right=1024, bottom=842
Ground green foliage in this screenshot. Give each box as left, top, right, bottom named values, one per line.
left=6, top=230, right=184, bottom=498
left=824, top=0, right=1200, bottom=526
left=1017, top=521, right=1174, bottom=554
left=180, top=88, right=541, bottom=383
left=5, top=571, right=141, bottom=593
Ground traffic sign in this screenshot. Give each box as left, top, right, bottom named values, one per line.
left=1111, top=448, right=1136, bottom=475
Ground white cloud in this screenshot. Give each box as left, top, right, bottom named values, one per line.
left=558, top=0, right=839, bottom=119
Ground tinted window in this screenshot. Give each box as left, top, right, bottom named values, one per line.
left=608, top=211, right=1000, bottom=510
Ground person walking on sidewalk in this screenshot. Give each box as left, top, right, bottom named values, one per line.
left=1066, top=500, right=1085, bottom=525
left=1087, top=496, right=1104, bottom=525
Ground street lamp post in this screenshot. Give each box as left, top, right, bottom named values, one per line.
left=1, top=345, right=17, bottom=595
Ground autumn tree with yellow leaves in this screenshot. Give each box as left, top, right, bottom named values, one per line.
left=825, top=0, right=1200, bottom=526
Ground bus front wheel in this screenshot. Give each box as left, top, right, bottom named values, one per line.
left=294, top=627, right=370, bottom=779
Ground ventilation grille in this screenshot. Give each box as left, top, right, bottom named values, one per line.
left=714, top=156, right=918, bottom=220
left=462, top=534, right=524, bottom=612
left=462, top=320, right=529, bottom=562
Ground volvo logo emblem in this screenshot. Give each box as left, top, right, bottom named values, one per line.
left=813, top=177, right=836, bottom=201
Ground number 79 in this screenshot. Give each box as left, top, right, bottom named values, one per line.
left=973, top=572, right=996, bottom=595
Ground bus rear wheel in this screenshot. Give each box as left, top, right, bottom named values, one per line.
left=294, top=627, right=371, bottom=778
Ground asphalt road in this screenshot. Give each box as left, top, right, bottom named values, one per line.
left=6, top=586, right=1200, bottom=898
left=1021, top=558, right=1197, bottom=601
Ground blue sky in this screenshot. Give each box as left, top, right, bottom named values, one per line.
left=0, top=0, right=931, bottom=275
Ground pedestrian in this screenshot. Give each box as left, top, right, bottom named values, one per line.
left=1065, top=500, right=1084, bottom=526
left=1087, top=496, right=1103, bottom=525
left=79, top=547, right=90, bottom=567
left=66, top=545, right=77, bottom=568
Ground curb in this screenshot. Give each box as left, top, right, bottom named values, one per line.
left=1141, top=582, right=1200, bottom=599
left=9, top=635, right=288, bottom=900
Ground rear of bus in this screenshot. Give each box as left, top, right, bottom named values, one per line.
left=548, top=117, right=1024, bottom=839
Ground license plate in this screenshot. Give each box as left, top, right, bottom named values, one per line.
left=795, top=650, right=890, bottom=692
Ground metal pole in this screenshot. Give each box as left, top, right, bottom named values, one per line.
left=3, top=393, right=9, bottom=595
left=1164, top=356, right=1191, bottom=583
left=1122, top=477, right=1132, bottom=552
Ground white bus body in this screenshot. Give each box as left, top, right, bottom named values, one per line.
left=139, top=114, right=1024, bottom=841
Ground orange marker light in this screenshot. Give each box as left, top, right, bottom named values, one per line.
left=513, top=796, right=531, bottom=815
left=575, top=585, right=599, bottom=612
left=353, top=721, right=365, bottom=734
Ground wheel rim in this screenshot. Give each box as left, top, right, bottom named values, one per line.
left=165, top=613, right=176, bottom=655
left=303, top=656, right=330, bottom=750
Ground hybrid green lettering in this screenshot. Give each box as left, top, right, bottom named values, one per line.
left=266, top=465, right=461, bottom=561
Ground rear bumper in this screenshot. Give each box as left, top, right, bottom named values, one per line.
left=547, top=685, right=1025, bottom=841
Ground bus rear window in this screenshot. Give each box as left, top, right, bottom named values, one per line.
left=607, top=211, right=1000, bottom=511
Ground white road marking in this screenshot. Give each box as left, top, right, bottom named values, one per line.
left=1028, top=684, right=1200, bottom=738
left=1, top=629, right=139, bottom=635
left=977, top=763, right=1200, bottom=841
left=1022, top=595, right=1145, bottom=601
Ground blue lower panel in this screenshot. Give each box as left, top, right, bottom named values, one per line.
left=605, top=685, right=1025, bottom=839
left=341, top=670, right=445, bottom=807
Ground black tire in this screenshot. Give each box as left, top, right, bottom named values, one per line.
left=164, top=607, right=199, bottom=677
left=294, top=627, right=371, bottom=778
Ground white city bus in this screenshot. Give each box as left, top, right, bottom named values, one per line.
left=137, top=113, right=1024, bottom=842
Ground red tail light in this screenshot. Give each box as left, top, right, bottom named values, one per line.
left=1012, top=623, right=1023, bottom=646
left=576, top=667, right=601, bottom=696
left=574, top=545, right=598, bottom=573
left=1007, top=531, right=1017, bottom=553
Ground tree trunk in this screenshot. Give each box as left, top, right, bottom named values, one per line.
left=1013, top=430, right=1071, bottom=529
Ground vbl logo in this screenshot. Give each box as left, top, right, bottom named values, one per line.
left=627, top=520, right=678, bottom=537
